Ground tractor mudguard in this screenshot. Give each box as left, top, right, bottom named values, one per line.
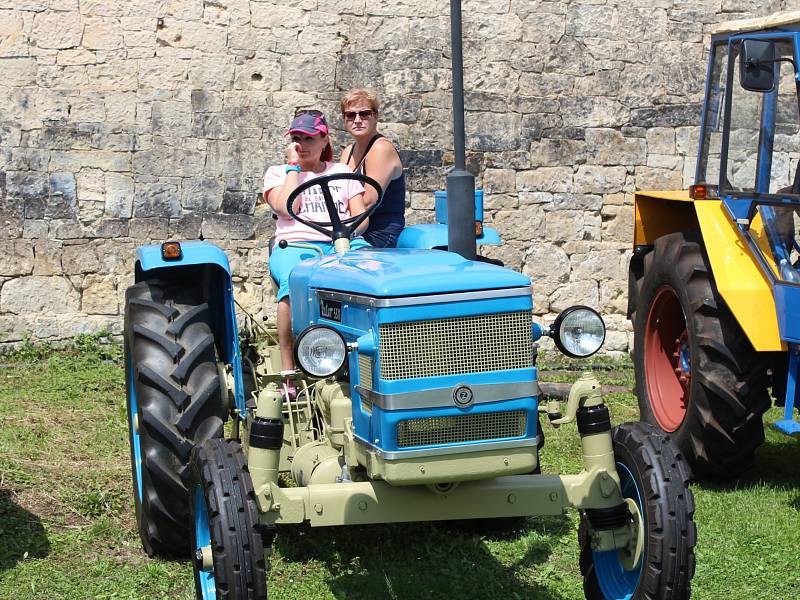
left=632, top=191, right=783, bottom=352
left=396, top=223, right=501, bottom=249
left=134, top=241, right=246, bottom=417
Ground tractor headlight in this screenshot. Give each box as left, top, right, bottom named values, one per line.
left=294, top=326, right=348, bottom=378
left=551, top=306, right=605, bottom=358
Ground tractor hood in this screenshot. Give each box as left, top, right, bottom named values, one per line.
left=291, top=247, right=530, bottom=297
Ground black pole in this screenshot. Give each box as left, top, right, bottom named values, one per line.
left=446, top=0, right=476, bottom=260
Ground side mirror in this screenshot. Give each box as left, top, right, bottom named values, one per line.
left=740, top=39, right=776, bottom=92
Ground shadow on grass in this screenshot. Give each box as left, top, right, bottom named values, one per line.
left=697, top=433, right=800, bottom=493
left=0, top=489, right=51, bottom=571
left=274, top=515, right=572, bottom=600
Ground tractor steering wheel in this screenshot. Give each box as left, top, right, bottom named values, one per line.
left=285, top=172, right=383, bottom=242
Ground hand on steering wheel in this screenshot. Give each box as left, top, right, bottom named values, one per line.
left=285, top=172, right=383, bottom=242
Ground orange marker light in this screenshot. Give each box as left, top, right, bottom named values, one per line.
left=689, top=183, right=718, bottom=200
left=161, top=241, right=182, bottom=261
left=474, top=221, right=484, bottom=237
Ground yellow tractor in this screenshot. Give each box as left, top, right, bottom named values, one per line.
left=629, top=12, right=800, bottom=477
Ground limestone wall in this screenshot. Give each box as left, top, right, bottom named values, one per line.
left=0, top=0, right=795, bottom=351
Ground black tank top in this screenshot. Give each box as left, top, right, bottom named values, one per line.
left=346, top=134, right=406, bottom=247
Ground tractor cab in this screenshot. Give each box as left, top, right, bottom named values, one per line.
left=696, top=13, right=800, bottom=435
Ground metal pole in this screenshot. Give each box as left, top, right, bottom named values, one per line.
left=446, top=0, right=476, bottom=260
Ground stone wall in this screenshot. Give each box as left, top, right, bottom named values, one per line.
left=0, top=0, right=796, bottom=352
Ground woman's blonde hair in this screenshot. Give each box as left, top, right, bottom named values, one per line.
left=340, top=88, right=380, bottom=115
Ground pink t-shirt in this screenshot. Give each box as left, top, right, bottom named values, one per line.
left=263, top=162, right=365, bottom=243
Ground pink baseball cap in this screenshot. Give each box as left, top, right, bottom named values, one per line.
left=287, top=110, right=329, bottom=136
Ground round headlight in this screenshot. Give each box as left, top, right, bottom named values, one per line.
left=294, top=326, right=348, bottom=377
left=551, top=306, right=605, bottom=358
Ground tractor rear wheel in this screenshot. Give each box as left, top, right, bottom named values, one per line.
left=632, top=231, right=770, bottom=478
left=125, top=279, right=227, bottom=557
left=189, top=439, right=268, bottom=600
left=579, top=422, right=696, bottom=599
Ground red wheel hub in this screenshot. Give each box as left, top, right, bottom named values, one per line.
left=644, top=286, right=690, bottom=432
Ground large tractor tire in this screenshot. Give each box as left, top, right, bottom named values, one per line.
left=125, top=279, right=227, bottom=557
left=579, top=422, right=696, bottom=600
left=189, top=439, right=268, bottom=600
left=632, top=231, right=770, bottom=478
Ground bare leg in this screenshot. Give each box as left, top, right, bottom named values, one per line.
left=277, top=297, right=295, bottom=371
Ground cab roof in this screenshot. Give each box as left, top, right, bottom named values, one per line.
left=712, top=10, right=800, bottom=36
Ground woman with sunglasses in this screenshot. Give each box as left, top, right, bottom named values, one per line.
left=339, top=89, right=406, bottom=248
left=263, top=110, right=369, bottom=381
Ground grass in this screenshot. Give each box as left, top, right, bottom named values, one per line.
left=1, top=342, right=799, bottom=599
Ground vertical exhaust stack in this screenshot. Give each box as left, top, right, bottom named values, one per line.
left=446, top=0, right=477, bottom=260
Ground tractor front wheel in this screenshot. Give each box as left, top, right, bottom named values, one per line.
left=632, top=231, right=770, bottom=477
left=579, top=422, right=696, bottom=600
left=125, top=279, right=227, bottom=556
left=189, top=439, right=268, bottom=600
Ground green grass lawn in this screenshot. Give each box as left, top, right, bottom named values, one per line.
left=1, top=342, right=798, bottom=599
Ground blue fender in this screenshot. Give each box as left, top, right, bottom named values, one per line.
left=396, top=224, right=502, bottom=250
left=135, top=241, right=245, bottom=419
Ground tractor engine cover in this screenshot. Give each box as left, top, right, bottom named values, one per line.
left=289, top=247, right=541, bottom=484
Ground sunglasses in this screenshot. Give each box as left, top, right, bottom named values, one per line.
left=344, top=110, right=375, bottom=121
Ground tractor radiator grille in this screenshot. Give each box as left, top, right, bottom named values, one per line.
left=378, top=310, right=533, bottom=380
left=358, top=354, right=373, bottom=391
left=396, top=410, right=527, bottom=448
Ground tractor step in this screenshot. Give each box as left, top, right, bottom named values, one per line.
left=773, top=418, right=800, bottom=437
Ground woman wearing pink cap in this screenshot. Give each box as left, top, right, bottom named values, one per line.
left=263, top=110, right=369, bottom=379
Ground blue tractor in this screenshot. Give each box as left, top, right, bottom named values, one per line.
left=124, top=168, right=696, bottom=599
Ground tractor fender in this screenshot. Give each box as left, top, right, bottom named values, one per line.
left=396, top=223, right=502, bottom=249
left=632, top=191, right=783, bottom=352
left=134, top=241, right=246, bottom=417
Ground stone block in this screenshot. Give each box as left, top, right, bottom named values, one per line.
left=169, top=213, right=203, bottom=239
left=23, top=220, right=48, bottom=239
left=522, top=243, right=570, bottom=283
left=571, top=248, right=627, bottom=281
left=33, top=240, right=62, bottom=275
left=574, top=166, right=627, bottom=194
left=548, top=279, right=599, bottom=313
left=92, top=219, right=129, bottom=238
left=129, top=218, right=169, bottom=240
left=585, top=129, right=646, bottom=166
left=82, top=16, right=124, bottom=50
left=49, top=219, right=85, bottom=239
left=634, top=167, right=684, bottom=191
left=61, top=243, right=99, bottom=274
left=0, top=275, right=80, bottom=314
left=222, top=189, right=257, bottom=215
left=466, top=112, right=523, bottom=152
left=489, top=204, right=545, bottom=241
left=50, top=150, right=131, bottom=173
left=0, top=240, right=34, bottom=276
left=182, top=178, right=223, bottom=211
left=202, top=213, right=254, bottom=240
left=530, top=139, right=587, bottom=167
left=150, top=101, right=192, bottom=136
left=47, top=172, right=78, bottom=219
left=81, top=273, right=118, bottom=314
left=646, top=127, right=676, bottom=155
left=516, top=167, right=574, bottom=194
left=483, top=169, right=516, bottom=194
left=2, top=58, right=37, bottom=85
left=104, top=173, right=134, bottom=218
left=32, top=11, right=83, bottom=49
left=133, top=181, right=181, bottom=218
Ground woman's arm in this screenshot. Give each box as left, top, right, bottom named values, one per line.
left=362, top=139, right=402, bottom=209
left=266, top=143, right=302, bottom=218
